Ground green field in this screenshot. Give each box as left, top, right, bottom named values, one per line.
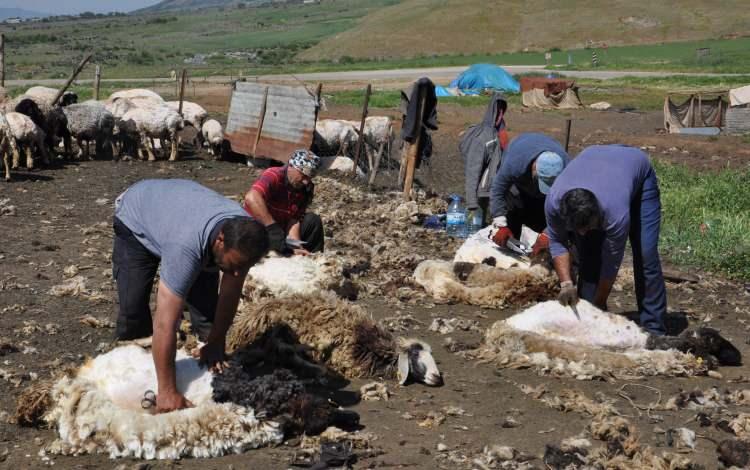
left=2, top=0, right=750, bottom=82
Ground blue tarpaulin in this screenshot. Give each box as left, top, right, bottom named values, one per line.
left=449, top=64, right=520, bottom=93
left=434, top=85, right=453, bottom=97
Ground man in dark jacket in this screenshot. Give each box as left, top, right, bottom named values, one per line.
left=545, top=145, right=667, bottom=336
left=489, top=133, right=568, bottom=255
left=460, top=93, right=508, bottom=216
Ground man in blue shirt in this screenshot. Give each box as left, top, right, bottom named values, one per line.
left=545, top=145, right=667, bottom=335
left=113, top=179, right=269, bottom=413
left=489, top=133, right=568, bottom=255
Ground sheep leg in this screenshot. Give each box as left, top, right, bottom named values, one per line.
left=75, top=137, right=84, bottom=160
left=110, top=140, right=119, bottom=161
left=10, top=138, right=21, bottom=170
left=142, top=134, right=156, bottom=162
left=169, top=135, right=180, bottom=162
left=25, top=146, right=34, bottom=170
left=2, top=138, right=10, bottom=181
left=85, top=140, right=91, bottom=160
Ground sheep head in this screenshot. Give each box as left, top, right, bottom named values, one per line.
left=397, top=338, right=443, bottom=387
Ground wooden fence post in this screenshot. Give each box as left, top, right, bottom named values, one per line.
left=351, top=84, right=371, bottom=177
left=252, top=86, right=270, bottom=158
left=52, top=53, right=92, bottom=106
left=564, top=119, right=572, bottom=152
left=93, top=65, right=101, bottom=101
left=402, top=86, right=427, bottom=201
left=0, top=34, right=5, bottom=88
left=178, top=69, right=187, bottom=115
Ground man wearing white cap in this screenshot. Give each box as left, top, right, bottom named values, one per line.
left=489, top=133, right=569, bottom=256
left=243, top=149, right=324, bottom=256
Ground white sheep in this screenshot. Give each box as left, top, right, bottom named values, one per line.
left=108, top=88, right=164, bottom=103
left=343, top=116, right=394, bottom=169
left=245, top=253, right=347, bottom=299
left=5, top=112, right=50, bottom=169
left=23, top=86, right=78, bottom=106
left=200, top=118, right=223, bottom=157
left=313, top=119, right=359, bottom=158
left=473, top=300, right=741, bottom=380
left=166, top=101, right=208, bottom=130
left=41, top=344, right=284, bottom=459
left=118, top=105, right=184, bottom=161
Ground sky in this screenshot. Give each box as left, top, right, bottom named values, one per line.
left=0, top=0, right=161, bottom=15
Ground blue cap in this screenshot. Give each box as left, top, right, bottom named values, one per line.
left=536, top=151, right=564, bottom=195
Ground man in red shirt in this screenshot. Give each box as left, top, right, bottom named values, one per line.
left=243, top=149, right=324, bottom=255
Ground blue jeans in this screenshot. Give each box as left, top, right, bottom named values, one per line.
left=575, top=169, right=667, bottom=335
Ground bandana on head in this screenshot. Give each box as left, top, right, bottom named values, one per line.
left=288, top=149, right=321, bottom=177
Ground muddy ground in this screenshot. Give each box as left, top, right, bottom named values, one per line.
left=1, top=90, right=749, bottom=470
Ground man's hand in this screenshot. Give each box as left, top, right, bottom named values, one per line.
left=558, top=280, right=578, bottom=307
left=198, top=341, right=229, bottom=373
left=492, top=226, right=513, bottom=248
left=265, top=223, right=287, bottom=253
left=293, top=248, right=311, bottom=256
left=156, top=390, right=193, bottom=414
left=531, top=232, right=550, bottom=257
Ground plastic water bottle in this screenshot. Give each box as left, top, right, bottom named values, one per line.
left=467, top=206, right=484, bottom=236
left=446, top=194, right=467, bottom=238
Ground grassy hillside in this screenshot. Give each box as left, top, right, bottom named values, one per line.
left=136, top=0, right=273, bottom=13
left=298, top=0, right=750, bottom=61
left=0, top=0, right=395, bottom=80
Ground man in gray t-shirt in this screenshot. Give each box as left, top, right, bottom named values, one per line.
left=113, top=179, right=268, bottom=413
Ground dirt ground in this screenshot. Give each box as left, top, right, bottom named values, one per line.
left=1, top=90, right=750, bottom=470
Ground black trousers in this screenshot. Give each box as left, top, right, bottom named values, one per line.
left=505, top=188, right=547, bottom=238
left=299, top=212, right=325, bottom=253
left=112, top=217, right=217, bottom=341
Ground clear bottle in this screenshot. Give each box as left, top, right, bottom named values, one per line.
left=467, top=206, right=484, bottom=236
left=446, top=194, right=467, bottom=238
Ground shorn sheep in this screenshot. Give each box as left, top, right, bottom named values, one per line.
left=472, top=299, right=741, bottom=380
left=228, top=291, right=443, bottom=386
left=200, top=118, right=224, bottom=158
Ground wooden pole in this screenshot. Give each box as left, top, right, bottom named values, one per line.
left=313, top=82, right=323, bottom=122
left=402, top=86, right=427, bottom=201
left=52, top=53, right=93, bottom=106
left=351, top=84, right=371, bottom=177
left=0, top=34, right=5, bottom=88
left=252, top=86, right=270, bottom=158
left=93, top=65, right=101, bottom=101
left=564, top=118, right=572, bottom=152
left=177, top=69, right=187, bottom=115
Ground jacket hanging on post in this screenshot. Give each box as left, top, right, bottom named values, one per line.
left=400, top=77, right=438, bottom=168
left=459, top=93, right=508, bottom=209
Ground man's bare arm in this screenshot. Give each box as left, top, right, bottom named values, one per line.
left=243, top=189, right=275, bottom=226
left=552, top=252, right=573, bottom=283
left=153, top=280, right=193, bottom=413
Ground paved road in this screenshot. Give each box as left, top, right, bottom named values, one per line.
left=3, top=65, right=744, bottom=88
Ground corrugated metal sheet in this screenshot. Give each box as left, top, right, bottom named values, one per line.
left=725, top=106, right=750, bottom=135
left=225, top=82, right=318, bottom=162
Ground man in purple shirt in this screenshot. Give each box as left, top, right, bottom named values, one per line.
left=544, top=145, right=667, bottom=335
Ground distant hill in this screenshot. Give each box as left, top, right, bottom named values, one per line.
left=0, top=8, right=49, bottom=20
left=298, top=0, right=750, bottom=60
left=135, top=0, right=278, bottom=13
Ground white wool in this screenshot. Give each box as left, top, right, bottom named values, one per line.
left=24, top=86, right=59, bottom=103
left=413, top=259, right=554, bottom=308
left=109, top=89, right=165, bottom=103
left=453, top=225, right=538, bottom=268
left=314, top=119, right=359, bottom=156
left=319, top=156, right=365, bottom=177
left=475, top=300, right=705, bottom=380
left=201, top=119, right=223, bottom=145
left=505, top=300, right=649, bottom=351
left=5, top=112, right=43, bottom=142
left=121, top=106, right=182, bottom=137
left=45, top=345, right=283, bottom=459
left=166, top=101, right=208, bottom=128
left=246, top=254, right=342, bottom=297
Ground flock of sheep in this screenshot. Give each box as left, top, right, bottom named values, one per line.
left=0, top=85, right=226, bottom=181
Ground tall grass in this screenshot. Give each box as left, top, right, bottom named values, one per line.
left=656, top=161, right=750, bottom=281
